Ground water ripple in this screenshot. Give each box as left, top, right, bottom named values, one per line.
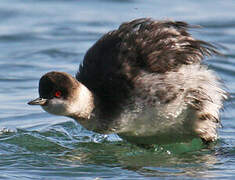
left=0, top=30, right=45, bottom=42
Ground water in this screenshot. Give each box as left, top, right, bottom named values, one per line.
left=0, top=0, right=235, bottom=179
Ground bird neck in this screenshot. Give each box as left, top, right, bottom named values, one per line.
left=69, top=82, right=95, bottom=120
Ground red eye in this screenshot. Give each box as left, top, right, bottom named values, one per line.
left=55, top=91, right=62, bottom=98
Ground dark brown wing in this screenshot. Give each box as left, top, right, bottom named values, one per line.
left=76, top=18, right=218, bottom=116
left=76, top=29, right=132, bottom=117
left=117, top=18, right=219, bottom=73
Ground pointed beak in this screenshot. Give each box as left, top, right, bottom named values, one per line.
left=27, top=98, right=48, bottom=106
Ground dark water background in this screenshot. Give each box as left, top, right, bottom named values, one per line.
left=0, top=0, right=235, bottom=179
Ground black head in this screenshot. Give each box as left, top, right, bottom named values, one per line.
left=28, top=71, right=94, bottom=117
left=38, top=71, right=79, bottom=100
left=28, top=71, right=80, bottom=108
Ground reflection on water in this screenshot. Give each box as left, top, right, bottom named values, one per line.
left=0, top=121, right=231, bottom=179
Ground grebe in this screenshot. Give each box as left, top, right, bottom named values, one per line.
left=28, top=18, right=227, bottom=145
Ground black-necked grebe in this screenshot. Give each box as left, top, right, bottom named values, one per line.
left=28, top=18, right=227, bottom=145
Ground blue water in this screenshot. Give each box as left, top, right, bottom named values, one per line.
left=0, top=0, right=235, bottom=179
